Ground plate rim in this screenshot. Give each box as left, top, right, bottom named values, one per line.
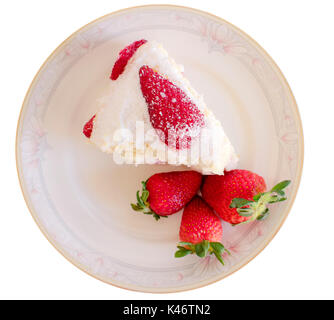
left=15, top=4, right=304, bottom=293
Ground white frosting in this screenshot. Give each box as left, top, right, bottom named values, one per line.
left=89, top=41, right=238, bottom=174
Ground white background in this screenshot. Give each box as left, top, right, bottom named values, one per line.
left=1, top=0, right=333, bottom=300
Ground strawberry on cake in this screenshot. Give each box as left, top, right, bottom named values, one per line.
left=83, top=39, right=238, bottom=175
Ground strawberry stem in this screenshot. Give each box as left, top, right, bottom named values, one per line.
left=230, top=180, right=291, bottom=226
left=175, top=240, right=230, bottom=265
left=131, top=180, right=167, bottom=221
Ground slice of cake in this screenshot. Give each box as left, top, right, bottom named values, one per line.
left=83, top=39, right=238, bottom=174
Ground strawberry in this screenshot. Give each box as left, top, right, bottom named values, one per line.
left=131, top=171, right=202, bottom=220
left=83, top=40, right=147, bottom=137
left=139, top=65, right=205, bottom=149
left=175, top=196, right=229, bottom=265
left=83, top=115, right=96, bottom=138
left=110, top=39, right=147, bottom=80
left=201, top=169, right=291, bottom=226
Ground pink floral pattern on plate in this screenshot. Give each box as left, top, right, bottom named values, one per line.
left=17, top=6, right=303, bottom=291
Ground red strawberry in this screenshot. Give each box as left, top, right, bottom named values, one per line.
left=110, top=39, right=147, bottom=80
left=131, top=171, right=202, bottom=220
left=83, top=40, right=147, bottom=138
left=202, top=170, right=291, bottom=226
left=139, top=65, right=205, bottom=149
left=83, top=115, right=96, bottom=138
left=175, top=196, right=229, bottom=265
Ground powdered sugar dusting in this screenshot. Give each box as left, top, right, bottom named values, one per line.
left=89, top=40, right=238, bottom=174
left=110, top=39, right=147, bottom=80
left=139, top=65, right=205, bottom=149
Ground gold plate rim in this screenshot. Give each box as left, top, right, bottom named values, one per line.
left=16, top=4, right=304, bottom=294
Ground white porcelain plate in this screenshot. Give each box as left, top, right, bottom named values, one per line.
left=16, top=5, right=303, bottom=292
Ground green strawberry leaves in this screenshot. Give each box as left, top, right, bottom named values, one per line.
left=230, top=180, right=291, bottom=226
left=195, top=240, right=210, bottom=257
left=175, top=246, right=192, bottom=257
left=230, top=198, right=253, bottom=208
left=210, top=242, right=230, bottom=265
left=175, top=240, right=230, bottom=265
left=131, top=180, right=166, bottom=221
left=270, top=180, right=291, bottom=193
